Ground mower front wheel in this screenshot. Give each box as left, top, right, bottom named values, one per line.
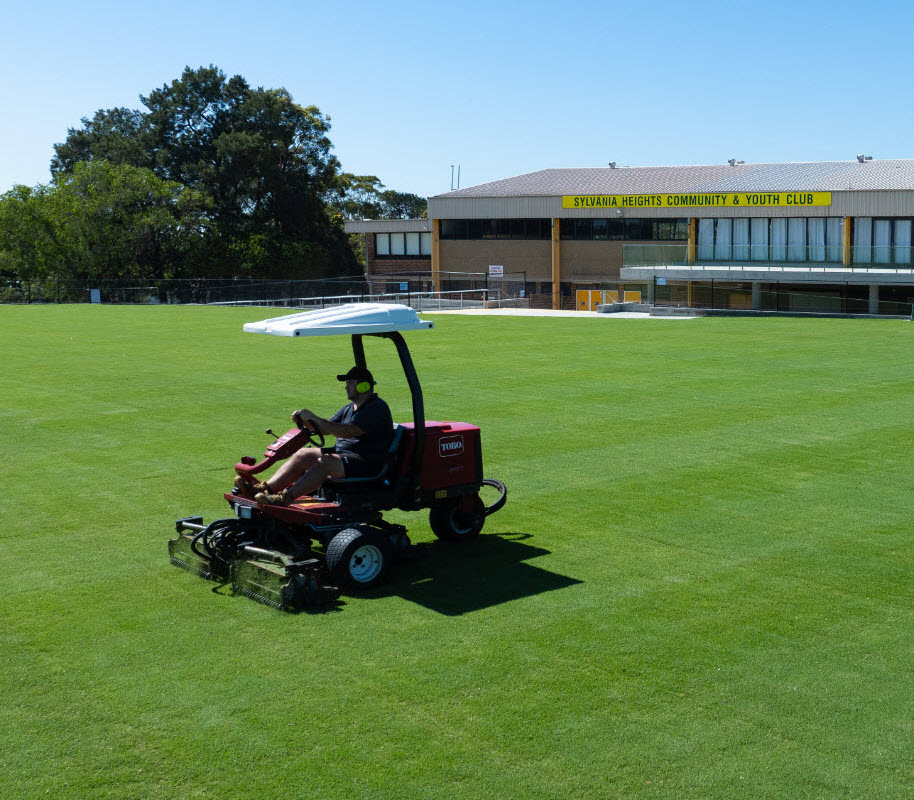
left=429, top=496, right=486, bottom=541
left=325, top=528, right=393, bottom=590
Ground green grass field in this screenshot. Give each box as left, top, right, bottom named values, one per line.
left=3, top=305, right=914, bottom=799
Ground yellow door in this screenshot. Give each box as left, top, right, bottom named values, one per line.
left=624, top=291, right=642, bottom=302
left=576, top=290, right=590, bottom=310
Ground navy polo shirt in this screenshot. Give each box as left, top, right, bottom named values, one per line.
left=329, top=394, right=394, bottom=462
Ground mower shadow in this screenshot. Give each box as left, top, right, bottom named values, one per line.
left=376, top=532, right=583, bottom=616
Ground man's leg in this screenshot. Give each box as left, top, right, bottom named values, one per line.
left=256, top=453, right=345, bottom=505
left=263, top=447, right=322, bottom=491
left=285, top=453, right=345, bottom=497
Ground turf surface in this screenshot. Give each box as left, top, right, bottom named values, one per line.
left=3, top=305, right=913, bottom=799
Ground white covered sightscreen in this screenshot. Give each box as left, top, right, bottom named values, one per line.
left=242, top=303, right=434, bottom=337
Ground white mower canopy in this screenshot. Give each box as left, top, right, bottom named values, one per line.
left=243, top=303, right=434, bottom=337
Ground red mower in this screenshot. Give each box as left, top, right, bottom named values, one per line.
left=169, top=304, right=507, bottom=611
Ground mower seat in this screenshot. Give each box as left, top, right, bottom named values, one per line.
left=324, top=424, right=405, bottom=494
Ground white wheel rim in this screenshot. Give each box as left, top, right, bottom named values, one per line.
left=348, top=544, right=383, bottom=582
left=450, top=509, right=475, bottom=535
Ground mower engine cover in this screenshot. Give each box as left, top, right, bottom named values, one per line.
left=396, top=421, right=483, bottom=491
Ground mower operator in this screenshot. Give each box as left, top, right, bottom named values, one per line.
left=244, top=366, right=394, bottom=506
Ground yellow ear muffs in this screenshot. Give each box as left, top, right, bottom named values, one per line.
left=356, top=381, right=371, bottom=393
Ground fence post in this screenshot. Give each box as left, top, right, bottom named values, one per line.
left=711, top=279, right=714, bottom=310
left=27, top=280, right=31, bottom=304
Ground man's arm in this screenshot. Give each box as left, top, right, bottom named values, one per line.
left=294, top=408, right=364, bottom=439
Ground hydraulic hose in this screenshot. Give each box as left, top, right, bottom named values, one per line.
left=481, top=479, right=507, bottom=516
left=190, top=518, right=245, bottom=562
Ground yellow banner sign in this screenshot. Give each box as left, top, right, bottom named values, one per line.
left=562, top=192, right=832, bottom=209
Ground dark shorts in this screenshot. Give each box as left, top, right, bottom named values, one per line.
left=322, top=447, right=379, bottom=478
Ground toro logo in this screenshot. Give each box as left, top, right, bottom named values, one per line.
left=439, top=435, right=464, bottom=458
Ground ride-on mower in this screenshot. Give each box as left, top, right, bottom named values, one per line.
left=169, top=304, right=507, bottom=611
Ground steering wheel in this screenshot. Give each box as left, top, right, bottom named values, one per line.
left=294, top=412, right=326, bottom=448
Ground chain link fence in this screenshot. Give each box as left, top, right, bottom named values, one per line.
left=1, top=277, right=372, bottom=306
left=1, top=272, right=532, bottom=309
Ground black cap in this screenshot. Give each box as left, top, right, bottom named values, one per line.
left=337, top=366, right=375, bottom=384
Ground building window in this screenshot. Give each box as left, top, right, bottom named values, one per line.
left=440, top=220, right=464, bottom=239
left=854, top=217, right=914, bottom=265
left=733, top=219, right=750, bottom=260
left=750, top=218, right=768, bottom=261
left=896, top=220, right=912, bottom=265
left=826, top=218, right=842, bottom=262
left=439, top=219, right=554, bottom=240
left=374, top=231, right=433, bottom=259
left=559, top=218, right=688, bottom=241
left=697, top=217, right=844, bottom=263
left=808, top=218, right=826, bottom=262
left=770, top=219, right=787, bottom=260
left=624, top=219, right=648, bottom=240
left=714, top=219, right=731, bottom=260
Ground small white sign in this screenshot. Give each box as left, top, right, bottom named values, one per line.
left=90, top=289, right=101, bottom=303
left=488, top=265, right=503, bottom=277
left=656, top=278, right=667, bottom=286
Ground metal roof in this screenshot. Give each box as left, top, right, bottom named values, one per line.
left=344, top=219, right=431, bottom=233
left=431, top=160, right=914, bottom=198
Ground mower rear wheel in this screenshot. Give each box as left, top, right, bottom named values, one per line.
left=429, top=496, right=486, bottom=541
left=325, top=528, right=393, bottom=590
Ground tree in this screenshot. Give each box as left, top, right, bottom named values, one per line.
left=0, top=183, right=58, bottom=280
left=52, top=66, right=359, bottom=278
left=379, top=190, right=427, bottom=219
left=51, top=107, right=151, bottom=175
left=0, top=161, right=207, bottom=281
left=330, top=173, right=385, bottom=220
left=330, top=176, right=427, bottom=220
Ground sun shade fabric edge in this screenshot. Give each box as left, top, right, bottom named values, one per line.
left=242, top=303, right=434, bottom=337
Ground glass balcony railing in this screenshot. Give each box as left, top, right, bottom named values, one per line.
left=622, top=244, right=914, bottom=270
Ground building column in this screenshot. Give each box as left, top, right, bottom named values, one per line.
left=551, top=217, right=561, bottom=310
left=431, top=219, right=441, bottom=293
left=687, top=217, right=697, bottom=265
left=752, top=282, right=761, bottom=311
left=843, top=217, right=852, bottom=267
left=647, top=279, right=655, bottom=304
left=869, top=284, right=879, bottom=315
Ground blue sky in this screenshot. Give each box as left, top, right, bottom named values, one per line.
left=3, top=0, right=913, bottom=199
